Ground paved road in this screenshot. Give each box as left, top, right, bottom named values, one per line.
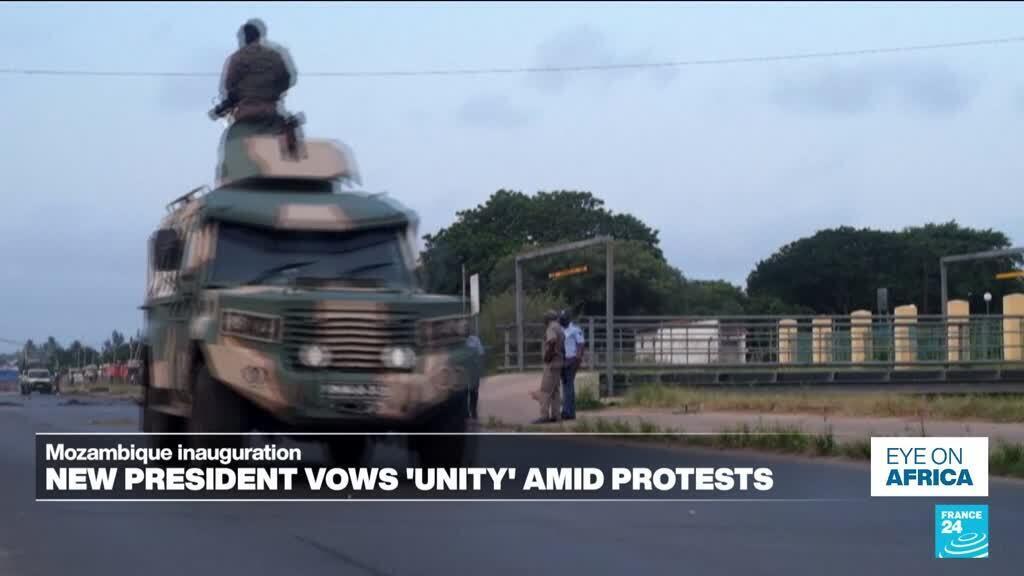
left=1, top=393, right=1020, bottom=575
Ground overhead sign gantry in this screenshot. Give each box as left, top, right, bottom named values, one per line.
left=514, top=236, right=615, bottom=396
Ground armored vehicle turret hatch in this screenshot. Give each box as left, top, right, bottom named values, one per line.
left=217, top=134, right=362, bottom=189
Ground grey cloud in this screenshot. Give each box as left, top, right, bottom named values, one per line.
left=529, top=25, right=676, bottom=94
left=456, top=93, right=532, bottom=129
left=775, top=60, right=975, bottom=117
left=901, top=62, right=972, bottom=115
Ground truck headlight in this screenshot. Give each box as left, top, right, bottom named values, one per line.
left=381, top=347, right=416, bottom=369
left=221, top=310, right=282, bottom=343
left=299, top=345, right=331, bottom=368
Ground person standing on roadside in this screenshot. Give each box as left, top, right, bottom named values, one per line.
left=559, top=310, right=585, bottom=420
left=465, top=333, right=485, bottom=421
left=531, top=310, right=564, bottom=423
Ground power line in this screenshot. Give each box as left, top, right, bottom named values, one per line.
left=1, top=34, right=1022, bottom=79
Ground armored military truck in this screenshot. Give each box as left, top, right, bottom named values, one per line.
left=140, top=124, right=476, bottom=466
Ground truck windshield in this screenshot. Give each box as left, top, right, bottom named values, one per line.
left=27, top=370, right=49, bottom=378
left=209, top=222, right=412, bottom=288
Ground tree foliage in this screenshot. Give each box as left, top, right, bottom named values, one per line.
left=747, top=222, right=1022, bottom=315
left=420, top=190, right=663, bottom=298
left=11, top=332, right=139, bottom=371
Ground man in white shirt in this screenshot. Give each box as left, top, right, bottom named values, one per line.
left=558, top=310, right=586, bottom=420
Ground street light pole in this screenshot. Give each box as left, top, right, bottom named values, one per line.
left=984, top=292, right=993, bottom=360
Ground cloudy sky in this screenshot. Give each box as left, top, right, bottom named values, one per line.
left=2, top=1, right=1023, bottom=349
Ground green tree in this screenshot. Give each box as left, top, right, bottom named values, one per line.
left=747, top=222, right=1020, bottom=315
left=486, top=239, right=681, bottom=317
left=477, top=289, right=568, bottom=371
left=673, top=280, right=749, bottom=316
left=420, top=190, right=662, bottom=297
left=897, top=222, right=1020, bottom=314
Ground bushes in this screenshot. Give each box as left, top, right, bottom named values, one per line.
left=477, top=289, right=566, bottom=372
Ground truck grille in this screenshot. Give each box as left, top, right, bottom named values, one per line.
left=284, top=308, right=417, bottom=371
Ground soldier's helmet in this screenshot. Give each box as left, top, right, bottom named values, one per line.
left=239, top=18, right=266, bottom=45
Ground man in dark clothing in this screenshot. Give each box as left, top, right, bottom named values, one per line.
left=211, top=19, right=301, bottom=180
left=466, top=334, right=485, bottom=421
left=211, top=19, right=296, bottom=125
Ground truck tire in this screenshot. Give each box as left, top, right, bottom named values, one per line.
left=142, top=386, right=182, bottom=434
left=412, top=391, right=476, bottom=468
left=139, top=346, right=184, bottom=451
left=188, top=364, right=252, bottom=449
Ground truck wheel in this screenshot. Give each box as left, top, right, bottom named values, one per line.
left=138, top=345, right=179, bottom=445
left=412, top=391, right=476, bottom=468
left=325, top=437, right=370, bottom=467
left=188, top=364, right=252, bottom=449
left=142, top=385, right=184, bottom=452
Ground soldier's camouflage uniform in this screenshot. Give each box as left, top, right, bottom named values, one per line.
left=221, top=42, right=294, bottom=123
left=217, top=42, right=296, bottom=181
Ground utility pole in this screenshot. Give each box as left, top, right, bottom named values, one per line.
left=461, top=263, right=467, bottom=315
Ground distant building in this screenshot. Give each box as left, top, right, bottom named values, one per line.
left=635, top=319, right=747, bottom=365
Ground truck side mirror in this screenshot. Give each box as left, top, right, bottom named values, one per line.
left=152, top=229, right=183, bottom=272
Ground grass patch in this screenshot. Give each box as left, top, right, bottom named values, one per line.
left=623, top=384, right=1024, bottom=423
left=575, top=385, right=604, bottom=411
left=483, top=416, right=1024, bottom=478
left=684, top=423, right=818, bottom=455
left=990, top=442, right=1024, bottom=478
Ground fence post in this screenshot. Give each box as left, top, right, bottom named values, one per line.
left=812, top=317, right=833, bottom=364
left=1003, top=293, right=1024, bottom=361
left=946, top=300, right=969, bottom=363
left=588, top=317, right=595, bottom=369
left=894, top=304, right=918, bottom=369
left=503, top=326, right=510, bottom=369
left=778, top=319, right=797, bottom=364
left=851, top=310, right=872, bottom=363
left=515, top=261, right=524, bottom=371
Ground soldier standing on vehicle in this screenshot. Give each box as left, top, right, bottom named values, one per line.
left=211, top=19, right=300, bottom=180
left=530, top=310, right=564, bottom=423
left=211, top=19, right=297, bottom=141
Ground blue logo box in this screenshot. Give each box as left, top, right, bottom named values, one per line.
left=935, top=505, right=988, bottom=559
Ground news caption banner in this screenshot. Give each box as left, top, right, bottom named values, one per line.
left=870, top=437, right=990, bottom=560
left=34, top=433, right=814, bottom=502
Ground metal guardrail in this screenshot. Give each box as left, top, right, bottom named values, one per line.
left=498, top=314, right=1024, bottom=372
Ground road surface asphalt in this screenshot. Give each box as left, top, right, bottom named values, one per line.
left=0, top=393, right=1020, bottom=575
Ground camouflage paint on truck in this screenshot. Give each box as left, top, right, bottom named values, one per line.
left=142, top=129, right=476, bottom=441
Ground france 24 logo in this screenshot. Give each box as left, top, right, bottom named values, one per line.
left=935, top=505, right=988, bottom=559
